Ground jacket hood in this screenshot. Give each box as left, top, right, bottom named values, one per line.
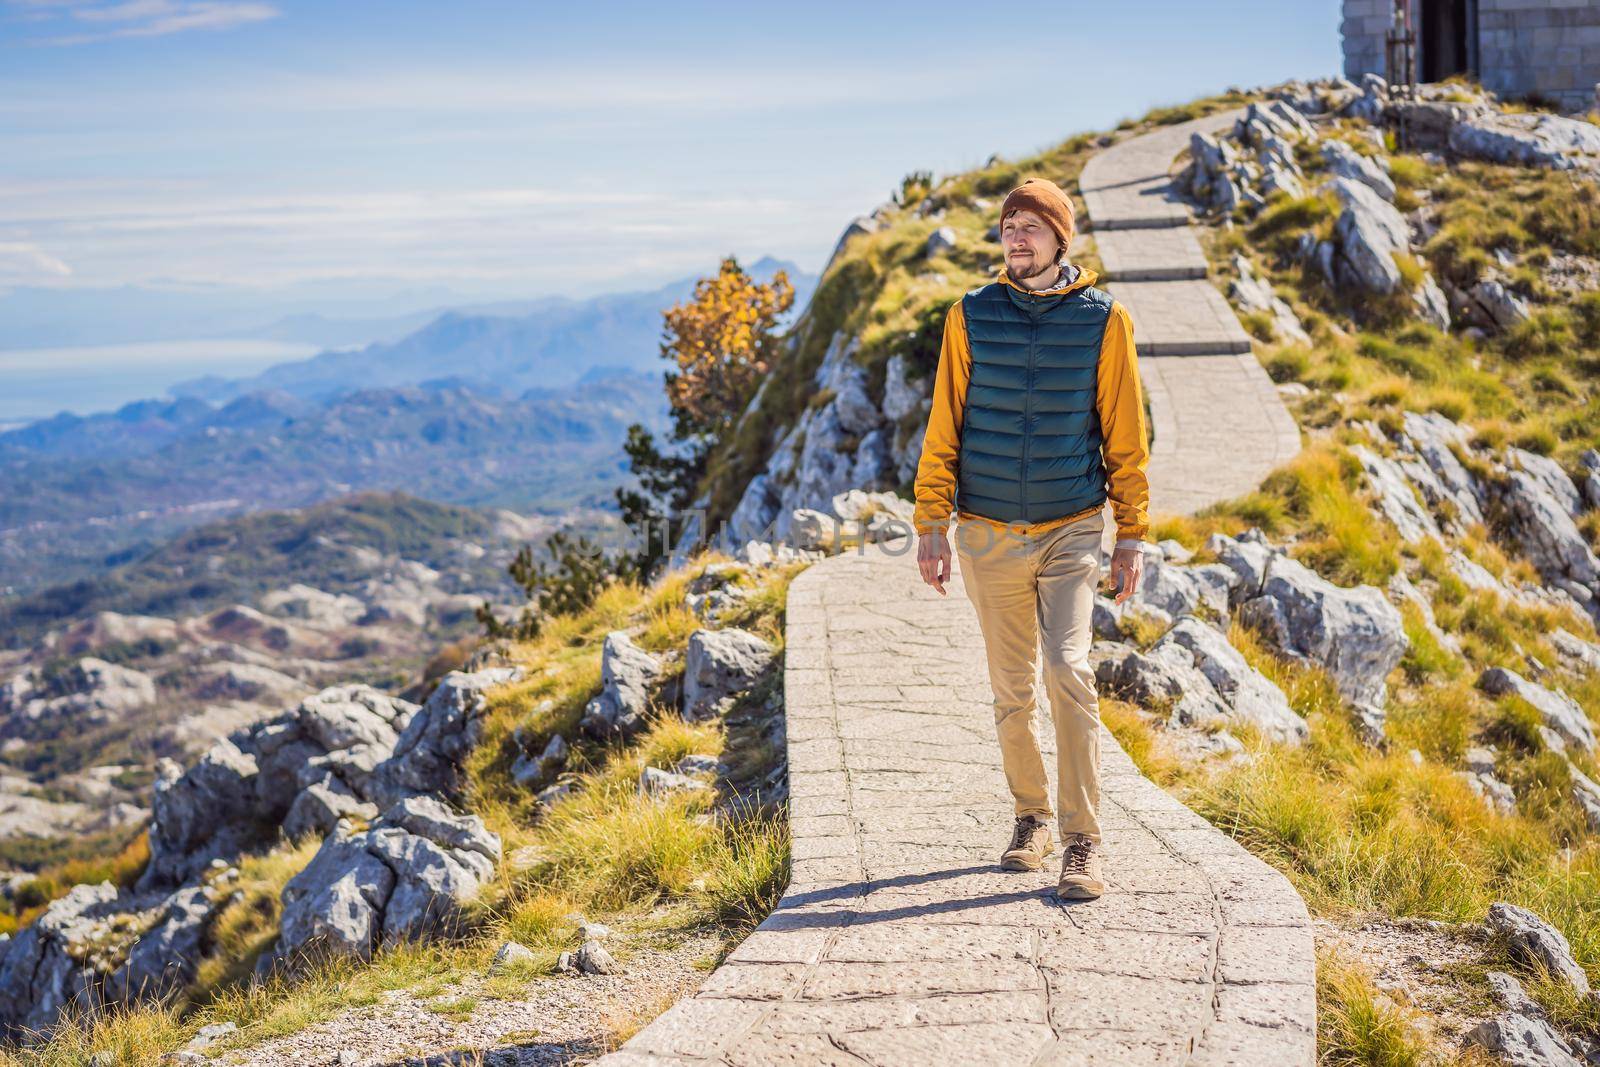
left=997, top=262, right=1099, bottom=297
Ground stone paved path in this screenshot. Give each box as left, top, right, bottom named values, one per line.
left=595, top=116, right=1316, bottom=1067
left=1082, top=109, right=1301, bottom=520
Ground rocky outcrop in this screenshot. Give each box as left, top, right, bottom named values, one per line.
left=1238, top=552, right=1407, bottom=723
left=0, top=878, right=227, bottom=1043
left=1353, top=444, right=1440, bottom=544
left=1461, top=747, right=1516, bottom=814
left=0, top=667, right=523, bottom=1038
left=682, top=628, right=776, bottom=721
left=1096, top=618, right=1308, bottom=745
left=1229, top=256, right=1310, bottom=345
left=264, top=795, right=500, bottom=971
left=0, top=656, right=157, bottom=728
left=1479, top=668, right=1596, bottom=754
left=1449, top=111, right=1600, bottom=172
left=1321, top=139, right=1395, bottom=202
left=1469, top=1012, right=1585, bottom=1067
left=1487, top=902, right=1591, bottom=996
left=578, top=633, right=662, bottom=741
left=139, top=682, right=428, bottom=890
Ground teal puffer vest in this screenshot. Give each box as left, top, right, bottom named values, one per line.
left=956, top=278, right=1114, bottom=525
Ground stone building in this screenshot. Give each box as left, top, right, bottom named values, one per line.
left=1342, top=0, right=1600, bottom=111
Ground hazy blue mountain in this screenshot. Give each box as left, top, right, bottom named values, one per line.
left=164, top=257, right=816, bottom=405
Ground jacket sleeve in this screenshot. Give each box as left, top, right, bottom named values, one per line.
left=912, top=299, right=972, bottom=535
left=1097, top=301, right=1151, bottom=543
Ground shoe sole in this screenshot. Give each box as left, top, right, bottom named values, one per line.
left=1055, top=882, right=1104, bottom=900
left=1000, top=844, right=1054, bottom=872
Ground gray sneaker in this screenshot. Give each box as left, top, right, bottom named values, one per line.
left=1056, top=833, right=1104, bottom=899
left=1000, top=815, right=1053, bottom=872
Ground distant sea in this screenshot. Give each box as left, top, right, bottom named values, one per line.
left=0, top=339, right=321, bottom=425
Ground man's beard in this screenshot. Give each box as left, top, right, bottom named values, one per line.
left=1009, top=251, right=1059, bottom=284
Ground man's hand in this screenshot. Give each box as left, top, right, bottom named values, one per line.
left=917, top=531, right=952, bottom=596
left=1109, top=543, right=1145, bottom=604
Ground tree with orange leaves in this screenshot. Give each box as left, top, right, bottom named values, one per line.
left=616, top=255, right=793, bottom=577
left=660, top=256, right=794, bottom=440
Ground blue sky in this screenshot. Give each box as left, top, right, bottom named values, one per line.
left=1, top=1, right=1344, bottom=303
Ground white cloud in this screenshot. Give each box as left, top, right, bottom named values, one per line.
left=0, top=241, right=73, bottom=281
left=4, top=0, right=280, bottom=44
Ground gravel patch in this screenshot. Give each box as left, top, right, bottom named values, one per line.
left=217, top=931, right=724, bottom=1067
left=1317, top=914, right=1495, bottom=1051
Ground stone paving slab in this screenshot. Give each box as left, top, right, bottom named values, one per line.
left=1105, top=279, right=1253, bottom=356
left=597, top=542, right=1315, bottom=1066
left=1094, top=227, right=1208, bottom=281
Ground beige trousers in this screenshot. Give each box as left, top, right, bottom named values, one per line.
left=954, top=509, right=1104, bottom=844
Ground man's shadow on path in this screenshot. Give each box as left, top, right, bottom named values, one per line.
left=772, top=864, right=1091, bottom=927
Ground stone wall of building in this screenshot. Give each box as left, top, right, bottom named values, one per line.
left=1342, top=0, right=1600, bottom=112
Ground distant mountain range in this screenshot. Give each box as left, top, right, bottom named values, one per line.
left=163, top=256, right=814, bottom=405
left=0, top=372, right=665, bottom=596
left=0, top=256, right=815, bottom=596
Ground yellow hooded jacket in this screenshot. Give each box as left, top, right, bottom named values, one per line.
left=912, top=265, right=1150, bottom=542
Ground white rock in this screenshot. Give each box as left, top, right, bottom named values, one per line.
left=1487, top=902, right=1590, bottom=995
left=1479, top=668, right=1595, bottom=753
left=682, top=628, right=777, bottom=721
left=1322, top=140, right=1396, bottom=202
left=925, top=227, right=958, bottom=257
left=489, top=940, right=536, bottom=974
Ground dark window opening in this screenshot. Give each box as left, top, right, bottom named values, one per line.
left=1419, top=0, right=1476, bottom=82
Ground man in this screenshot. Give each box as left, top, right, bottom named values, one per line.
left=913, top=176, right=1149, bottom=901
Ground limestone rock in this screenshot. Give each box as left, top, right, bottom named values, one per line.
left=1487, top=902, right=1591, bottom=995
left=831, top=489, right=913, bottom=525
left=1321, top=140, right=1395, bottom=202
left=366, top=667, right=522, bottom=808
left=1570, top=763, right=1600, bottom=834
left=0, top=883, right=119, bottom=1040
left=925, top=227, right=958, bottom=257
left=268, top=795, right=500, bottom=970
left=1127, top=555, right=1234, bottom=621
left=1449, top=111, right=1600, bottom=171
left=1471, top=278, right=1532, bottom=331
left=1205, top=531, right=1276, bottom=600
left=1508, top=449, right=1583, bottom=520
left=1479, top=668, right=1596, bottom=753
left=1461, top=747, right=1516, bottom=814
left=489, top=940, right=536, bottom=975
left=0, top=656, right=157, bottom=727
left=574, top=938, right=618, bottom=975
left=1395, top=411, right=1486, bottom=529
left=882, top=355, right=926, bottom=423
left=1163, top=618, right=1308, bottom=744
left=578, top=634, right=662, bottom=741
left=1157, top=540, right=1194, bottom=564
left=1329, top=177, right=1410, bottom=293
left=1549, top=629, right=1600, bottom=674
left=511, top=733, right=568, bottom=790
left=1228, top=256, right=1310, bottom=345
left=682, top=628, right=776, bottom=721
left=1468, top=1013, right=1582, bottom=1067
left=1353, top=444, right=1440, bottom=544
left=638, top=765, right=706, bottom=798
left=1239, top=553, right=1408, bottom=711
left=790, top=509, right=842, bottom=553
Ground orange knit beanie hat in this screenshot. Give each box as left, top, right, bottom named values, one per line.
left=999, top=177, right=1075, bottom=254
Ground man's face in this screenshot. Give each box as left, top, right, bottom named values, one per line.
left=1001, top=208, right=1061, bottom=280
